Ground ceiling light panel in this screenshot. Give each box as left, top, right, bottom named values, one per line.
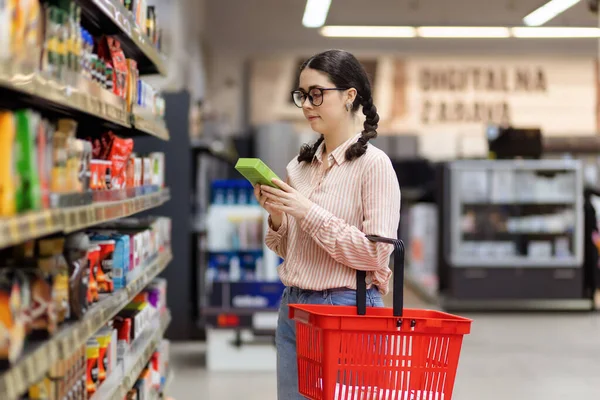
left=417, top=26, right=511, bottom=38
left=320, top=25, right=417, bottom=38
left=523, top=0, right=582, bottom=26
left=302, top=0, right=332, bottom=28
left=512, top=26, right=600, bottom=37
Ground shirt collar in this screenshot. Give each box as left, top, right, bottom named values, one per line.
left=314, top=133, right=362, bottom=166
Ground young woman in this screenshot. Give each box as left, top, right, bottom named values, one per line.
left=254, top=49, right=401, bottom=399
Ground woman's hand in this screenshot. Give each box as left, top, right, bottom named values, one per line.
left=260, top=179, right=313, bottom=220
left=254, top=184, right=284, bottom=230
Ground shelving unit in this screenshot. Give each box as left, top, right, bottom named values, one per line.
left=440, top=159, right=592, bottom=310
left=132, top=106, right=170, bottom=141
left=89, top=311, right=171, bottom=400
left=0, top=61, right=169, bottom=141
left=0, top=61, right=130, bottom=128
left=0, top=0, right=174, bottom=397
left=0, top=189, right=170, bottom=250
left=78, top=0, right=167, bottom=76
left=0, top=252, right=172, bottom=399
left=448, top=159, right=583, bottom=268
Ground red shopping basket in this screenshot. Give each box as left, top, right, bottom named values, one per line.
left=289, top=236, right=472, bottom=400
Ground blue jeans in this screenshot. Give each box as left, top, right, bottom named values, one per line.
left=276, top=286, right=384, bottom=400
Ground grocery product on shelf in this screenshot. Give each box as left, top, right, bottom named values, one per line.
left=98, top=36, right=128, bottom=99
left=95, top=328, right=112, bottom=384
left=0, top=108, right=167, bottom=220
left=0, top=0, right=171, bottom=397
left=0, top=269, right=28, bottom=368
left=91, top=240, right=115, bottom=294
left=86, top=337, right=100, bottom=396
left=37, top=236, right=70, bottom=325
left=0, top=111, right=17, bottom=216
left=15, top=110, right=42, bottom=212
left=64, top=233, right=92, bottom=320
left=29, top=344, right=85, bottom=400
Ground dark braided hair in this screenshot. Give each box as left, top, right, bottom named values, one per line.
left=297, top=50, right=379, bottom=163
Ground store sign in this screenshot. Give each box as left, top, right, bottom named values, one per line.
left=418, top=66, right=547, bottom=125
left=390, top=57, right=597, bottom=137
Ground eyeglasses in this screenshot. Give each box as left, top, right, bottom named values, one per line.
left=291, top=87, right=348, bottom=108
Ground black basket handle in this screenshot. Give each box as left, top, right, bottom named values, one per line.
left=356, top=235, right=405, bottom=317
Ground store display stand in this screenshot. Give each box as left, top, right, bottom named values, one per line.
left=192, top=131, right=286, bottom=371
left=439, top=159, right=593, bottom=311
left=0, top=0, right=174, bottom=397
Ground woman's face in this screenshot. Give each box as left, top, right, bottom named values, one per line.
left=298, top=68, right=351, bottom=135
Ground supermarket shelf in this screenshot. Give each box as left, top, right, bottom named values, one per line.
left=0, top=188, right=170, bottom=250
left=91, top=311, right=171, bottom=400
left=0, top=61, right=130, bottom=127
left=79, top=0, right=167, bottom=76
left=132, top=107, right=169, bottom=141
left=191, top=138, right=237, bottom=164
left=0, top=251, right=172, bottom=400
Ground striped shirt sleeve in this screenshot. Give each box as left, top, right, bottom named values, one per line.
left=265, top=213, right=289, bottom=259
left=300, top=154, right=401, bottom=271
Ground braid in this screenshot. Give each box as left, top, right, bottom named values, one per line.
left=345, top=95, right=379, bottom=161
left=297, top=135, right=324, bottom=163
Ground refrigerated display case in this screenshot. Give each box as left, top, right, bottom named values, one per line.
left=441, top=159, right=593, bottom=310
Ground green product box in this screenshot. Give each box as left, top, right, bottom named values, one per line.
left=235, top=158, right=281, bottom=188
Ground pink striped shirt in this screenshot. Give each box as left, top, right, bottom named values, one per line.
left=265, top=133, right=401, bottom=295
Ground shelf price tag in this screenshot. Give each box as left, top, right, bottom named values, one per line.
left=3, top=373, right=16, bottom=399
left=39, top=211, right=50, bottom=233
left=0, top=224, right=9, bottom=248
left=67, top=210, right=77, bottom=230
left=79, top=209, right=88, bottom=226
left=13, top=365, right=26, bottom=394
left=9, top=219, right=20, bottom=244
left=48, top=342, right=59, bottom=365
left=93, top=309, right=104, bottom=331
left=52, top=210, right=62, bottom=227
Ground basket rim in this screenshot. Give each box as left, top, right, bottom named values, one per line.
left=289, top=304, right=473, bottom=323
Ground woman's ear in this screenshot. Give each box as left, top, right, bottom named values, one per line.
left=345, top=88, right=358, bottom=104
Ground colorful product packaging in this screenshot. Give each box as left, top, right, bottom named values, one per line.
left=28, top=377, right=51, bottom=399
left=87, top=245, right=100, bottom=303
left=51, top=119, right=73, bottom=194
left=98, top=36, right=127, bottom=99
left=142, top=157, right=152, bottom=187
left=14, top=110, right=41, bottom=212
left=96, top=329, right=111, bottom=383
left=90, top=159, right=103, bottom=190
left=114, top=317, right=132, bottom=362
left=126, top=155, right=135, bottom=188
left=134, top=157, right=142, bottom=187
left=65, top=233, right=91, bottom=320
left=91, top=233, right=128, bottom=289
left=26, top=268, right=57, bottom=339
left=36, top=118, right=51, bottom=209
left=91, top=240, right=115, bottom=294
left=37, top=236, right=70, bottom=324
left=0, top=112, right=17, bottom=216
left=126, top=59, right=139, bottom=111
left=149, top=152, right=165, bottom=187
left=86, top=338, right=99, bottom=396
left=0, top=269, right=27, bottom=368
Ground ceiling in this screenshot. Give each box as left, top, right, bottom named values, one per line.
left=206, top=0, right=600, bottom=56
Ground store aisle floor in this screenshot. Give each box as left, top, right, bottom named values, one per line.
left=168, top=300, right=600, bottom=399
